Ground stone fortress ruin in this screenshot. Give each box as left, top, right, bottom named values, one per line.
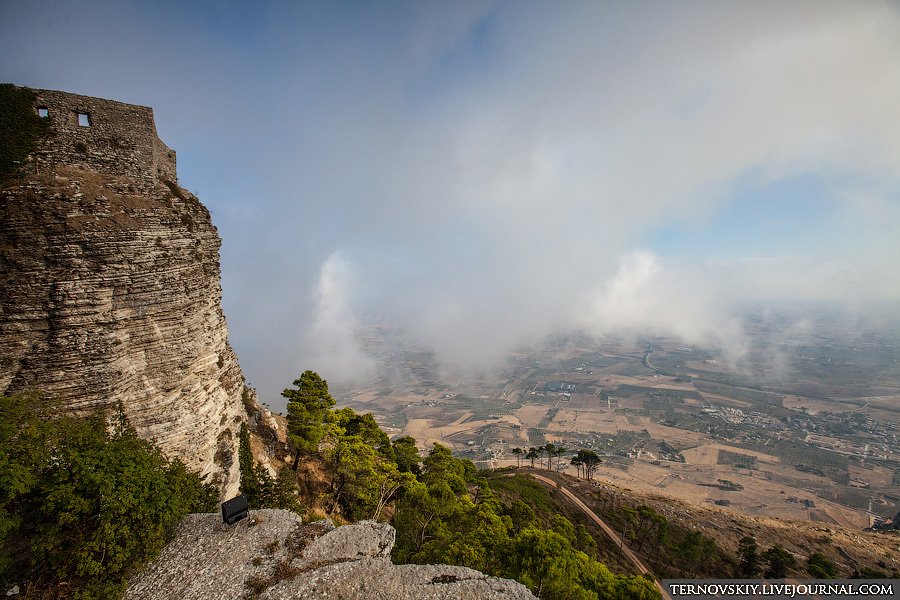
left=29, top=87, right=177, bottom=186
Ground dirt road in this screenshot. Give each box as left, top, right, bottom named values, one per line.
left=529, top=473, right=671, bottom=600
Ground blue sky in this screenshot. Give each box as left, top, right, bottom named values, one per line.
left=644, top=173, right=842, bottom=259
left=3, top=1, right=899, bottom=403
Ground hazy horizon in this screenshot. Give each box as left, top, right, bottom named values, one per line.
left=3, top=1, right=899, bottom=403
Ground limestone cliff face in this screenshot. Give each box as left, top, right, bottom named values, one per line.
left=0, top=88, right=247, bottom=497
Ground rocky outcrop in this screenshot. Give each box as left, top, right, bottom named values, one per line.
left=124, top=510, right=537, bottom=600
left=244, top=385, right=290, bottom=475
left=0, top=88, right=248, bottom=496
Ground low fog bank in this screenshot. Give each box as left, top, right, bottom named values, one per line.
left=253, top=245, right=899, bottom=411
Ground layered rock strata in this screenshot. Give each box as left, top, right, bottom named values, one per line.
left=0, top=88, right=248, bottom=496
left=124, top=510, right=537, bottom=600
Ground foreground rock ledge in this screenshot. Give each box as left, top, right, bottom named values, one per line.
left=124, top=509, right=536, bottom=600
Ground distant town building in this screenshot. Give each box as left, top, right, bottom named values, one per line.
left=545, top=381, right=577, bottom=393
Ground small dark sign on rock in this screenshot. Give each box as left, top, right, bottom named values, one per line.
left=221, top=494, right=249, bottom=525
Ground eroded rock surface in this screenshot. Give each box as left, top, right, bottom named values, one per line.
left=299, top=520, right=394, bottom=562
left=0, top=165, right=247, bottom=495
left=124, top=510, right=537, bottom=600
left=262, top=560, right=538, bottom=600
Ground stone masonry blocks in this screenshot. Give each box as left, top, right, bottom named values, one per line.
left=28, top=87, right=176, bottom=186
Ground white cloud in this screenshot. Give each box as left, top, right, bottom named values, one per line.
left=578, top=251, right=747, bottom=363
left=296, top=254, right=376, bottom=387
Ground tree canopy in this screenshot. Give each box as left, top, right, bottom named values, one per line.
left=762, top=545, right=798, bottom=579
left=391, top=436, right=423, bottom=475
left=282, top=370, right=336, bottom=467
left=571, top=449, right=602, bottom=480
left=391, top=444, right=660, bottom=600
left=0, top=392, right=215, bottom=599
left=807, top=552, right=838, bottom=579
left=738, top=536, right=760, bottom=577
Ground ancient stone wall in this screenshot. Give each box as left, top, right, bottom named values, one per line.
left=29, top=88, right=176, bottom=187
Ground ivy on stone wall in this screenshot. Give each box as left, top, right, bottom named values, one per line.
left=0, top=84, right=52, bottom=184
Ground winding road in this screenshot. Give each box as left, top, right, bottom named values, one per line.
left=528, top=473, right=671, bottom=600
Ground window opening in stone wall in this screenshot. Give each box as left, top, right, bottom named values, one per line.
left=37, top=107, right=49, bottom=118
left=77, top=112, right=90, bottom=127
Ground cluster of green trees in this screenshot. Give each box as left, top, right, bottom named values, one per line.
left=391, top=449, right=660, bottom=600
left=737, top=535, right=848, bottom=579
left=238, top=422, right=301, bottom=513
left=570, top=450, right=602, bottom=480
left=277, top=370, right=422, bottom=521
left=320, top=408, right=417, bottom=520
left=613, top=503, right=723, bottom=578
left=511, top=445, right=601, bottom=479
left=275, top=371, right=659, bottom=599
left=518, top=444, right=568, bottom=471
left=0, top=392, right=215, bottom=599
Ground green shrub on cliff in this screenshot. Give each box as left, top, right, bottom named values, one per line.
left=0, top=392, right=215, bottom=599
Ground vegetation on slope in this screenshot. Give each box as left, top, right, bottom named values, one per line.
left=391, top=447, right=659, bottom=599
left=0, top=392, right=215, bottom=599
left=267, top=368, right=900, bottom=590
left=270, top=370, right=660, bottom=600
left=7, top=366, right=888, bottom=598
left=238, top=422, right=302, bottom=513
left=554, top=470, right=900, bottom=580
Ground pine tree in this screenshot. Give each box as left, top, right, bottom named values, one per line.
left=282, top=370, right=335, bottom=469
left=762, top=545, right=797, bottom=578
left=738, top=535, right=760, bottom=577
left=238, top=422, right=259, bottom=501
